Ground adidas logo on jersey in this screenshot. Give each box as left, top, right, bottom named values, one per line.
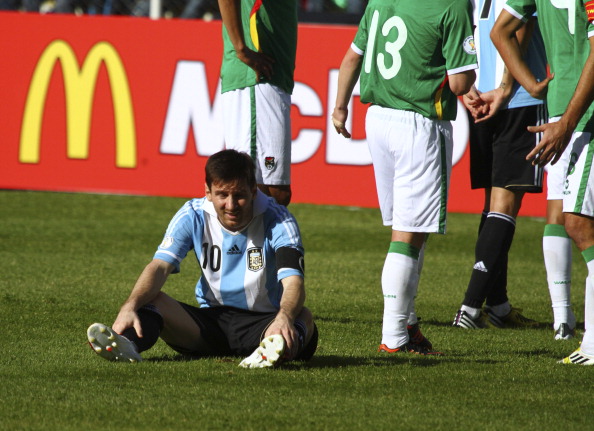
left=227, top=245, right=242, bottom=255
left=473, top=261, right=488, bottom=272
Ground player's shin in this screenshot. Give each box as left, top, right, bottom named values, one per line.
left=381, top=242, right=420, bottom=349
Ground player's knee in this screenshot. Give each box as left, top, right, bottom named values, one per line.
left=565, top=214, right=594, bottom=251
left=296, top=307, right=315, bottom=343
left=264, top=185, right=292, bottom=206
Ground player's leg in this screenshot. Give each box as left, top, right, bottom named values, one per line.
left=559, top=131, right=594, bottom=363
left=147, top=292, right=218, bottom=354
left=367, top=106, right=449, bottom=354
left=454, top=113, right=497, bottom=328
left=543, top=200, right=575, bottom=338
left=456, top=191, right=518, bottom=328
left=561, top=213, right=594, bottom=363
left=221, top=85, right=292, bottom=206
left=481, top=188, right=539, bottom=327
left=87, top=292, right=214, bottom=362
left=543, top=122, right=576, bottom=338
left=236, top=307, right=317, bottom=368
left=379, top=230, right=426, bottom=352
left=405, top=242, right=433, bottom=350
left=257, top=184, right=291, bottom=207
left=254, top=84, right=292, bottom=206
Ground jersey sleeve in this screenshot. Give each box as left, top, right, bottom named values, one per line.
left=153, top=200, right=203, bottom=273
left=442, top=0, right=478, bottom=75
left=503, top=0, right=536, bottom=22
left=352, top=7, right=370, bottom=53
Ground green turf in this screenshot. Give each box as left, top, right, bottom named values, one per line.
left=0, top=190, right=591, bottom=430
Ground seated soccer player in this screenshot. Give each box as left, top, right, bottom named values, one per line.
left=87, top=149, right=317, bottom=368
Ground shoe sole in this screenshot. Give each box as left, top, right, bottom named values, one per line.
left=87, top=323, right=142, bottom=363
left=239, top=335, right=285, bottom=368
left=378, top=344, right=443, bottom=356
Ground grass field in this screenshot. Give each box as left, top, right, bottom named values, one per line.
left=1, top=190, right=592, bottom=430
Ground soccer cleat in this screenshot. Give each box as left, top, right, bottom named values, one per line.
left=554, top=323, right=576, bottom=340
left=87, top=322, right=142, bottom=363
left=378, top=342, right=442, bottom=356
left=559, top=348, right=594, bottom=365
left=407, top=323, right=433, bottom=351
left=452, top=309, right=492, bottom=329
left=239, top=334, right=286, bottom=368
left=484, top=306, right=538, bottom=328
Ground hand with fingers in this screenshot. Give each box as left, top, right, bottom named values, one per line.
left=526, top=119, right=573, bottom=167
left=236, top=47, right=275, bottom=82
left=331, top=106, right=351, bottom=138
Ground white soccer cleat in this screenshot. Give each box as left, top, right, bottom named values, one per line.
left=87, top=322, right=142, bottom=363
left=238, top=334, right=285, bottom=369
left=559, top=347, right=594, bottom=366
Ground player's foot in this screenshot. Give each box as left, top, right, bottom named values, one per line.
left=452, top=309, right=492, bottom=329
left=559, top=347, right=594, bottom=365
left=407, top=323, right=433, bottom=350
left=554, top=323, right=576, bottom=340
left=239, top=334, right=286, bottom=368
left=484, top=306, right=538, bottom=328
left=87, top=322, right=142, bottom=363
left=378, top=342, right=442, bottom=356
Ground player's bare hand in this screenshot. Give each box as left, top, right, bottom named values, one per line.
left=332, top=107, right=351, bottom=138
left=462, top=88, right=488, bottom=120
left=526, top=120, right=573, bottom=167
left=527, top=73, right=553, bottom=100
left=112, top=307, right=143, bottom=338
left=474, top=87, right=509, bottom=123
left=236, top=47, right=274, bottom=82
left=265, top=312, right=299, bottom=360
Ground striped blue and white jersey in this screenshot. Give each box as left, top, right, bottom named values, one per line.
left=154, top=191, right=304, bottom=313
left=473, top=0, right=546, bottom=109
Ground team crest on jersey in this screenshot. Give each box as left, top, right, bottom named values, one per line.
left=160, top=236, right=174, bottom=249
left=264, top=157, right=275, bottom=170
left=247, top=247, right=264, bottom=271
left=463, top=36, right=476, bottom=55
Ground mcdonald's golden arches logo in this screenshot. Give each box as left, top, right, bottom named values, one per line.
left=20, top=40, right=137, bottom=168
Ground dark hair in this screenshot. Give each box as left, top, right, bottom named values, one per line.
left=205, top=149, right=256, bottom=189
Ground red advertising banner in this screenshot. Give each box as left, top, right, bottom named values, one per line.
left=0, top=12, right=547, bottom=216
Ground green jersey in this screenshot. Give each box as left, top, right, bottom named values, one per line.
left=352, top=0, right=477, bottom=121
left=505, top=0, right=594, bottom=131
left=220, top=0, right=297, bottom=95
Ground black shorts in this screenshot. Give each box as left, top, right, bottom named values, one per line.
left=469, top=104, right=546, bottom=192
left=169, top=303, right=317, bottom=360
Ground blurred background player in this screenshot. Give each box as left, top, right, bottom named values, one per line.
left=332, top=0, right=477, bottom=354
left=452, top=0, right=546, bottom=330
left=87, top=150, right=317, bottom=367
left=217, top=0, right=297, bottom=206
left=492, top=0, right=594, bottom=363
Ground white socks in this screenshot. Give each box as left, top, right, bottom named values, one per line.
left=543, top=225, right=575, bottom=329
left=381, top=242, right=419, bottom=348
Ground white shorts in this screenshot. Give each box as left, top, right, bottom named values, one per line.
left=546, top=117, right=573, bottom=200
left=562, top=130, right=594, bottom=217
left=365, top=105, right=453, bottom=234
left=222, top=83, right=291, bottom=186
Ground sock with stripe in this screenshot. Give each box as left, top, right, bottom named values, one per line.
left=543, top=224, right=574, bottom=329
left=381, top=241, right=419, bottom=349
left=463, top=212, right=516, bottom=309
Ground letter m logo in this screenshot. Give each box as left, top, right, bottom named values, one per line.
left=20, top=40, right=136, bottom=168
